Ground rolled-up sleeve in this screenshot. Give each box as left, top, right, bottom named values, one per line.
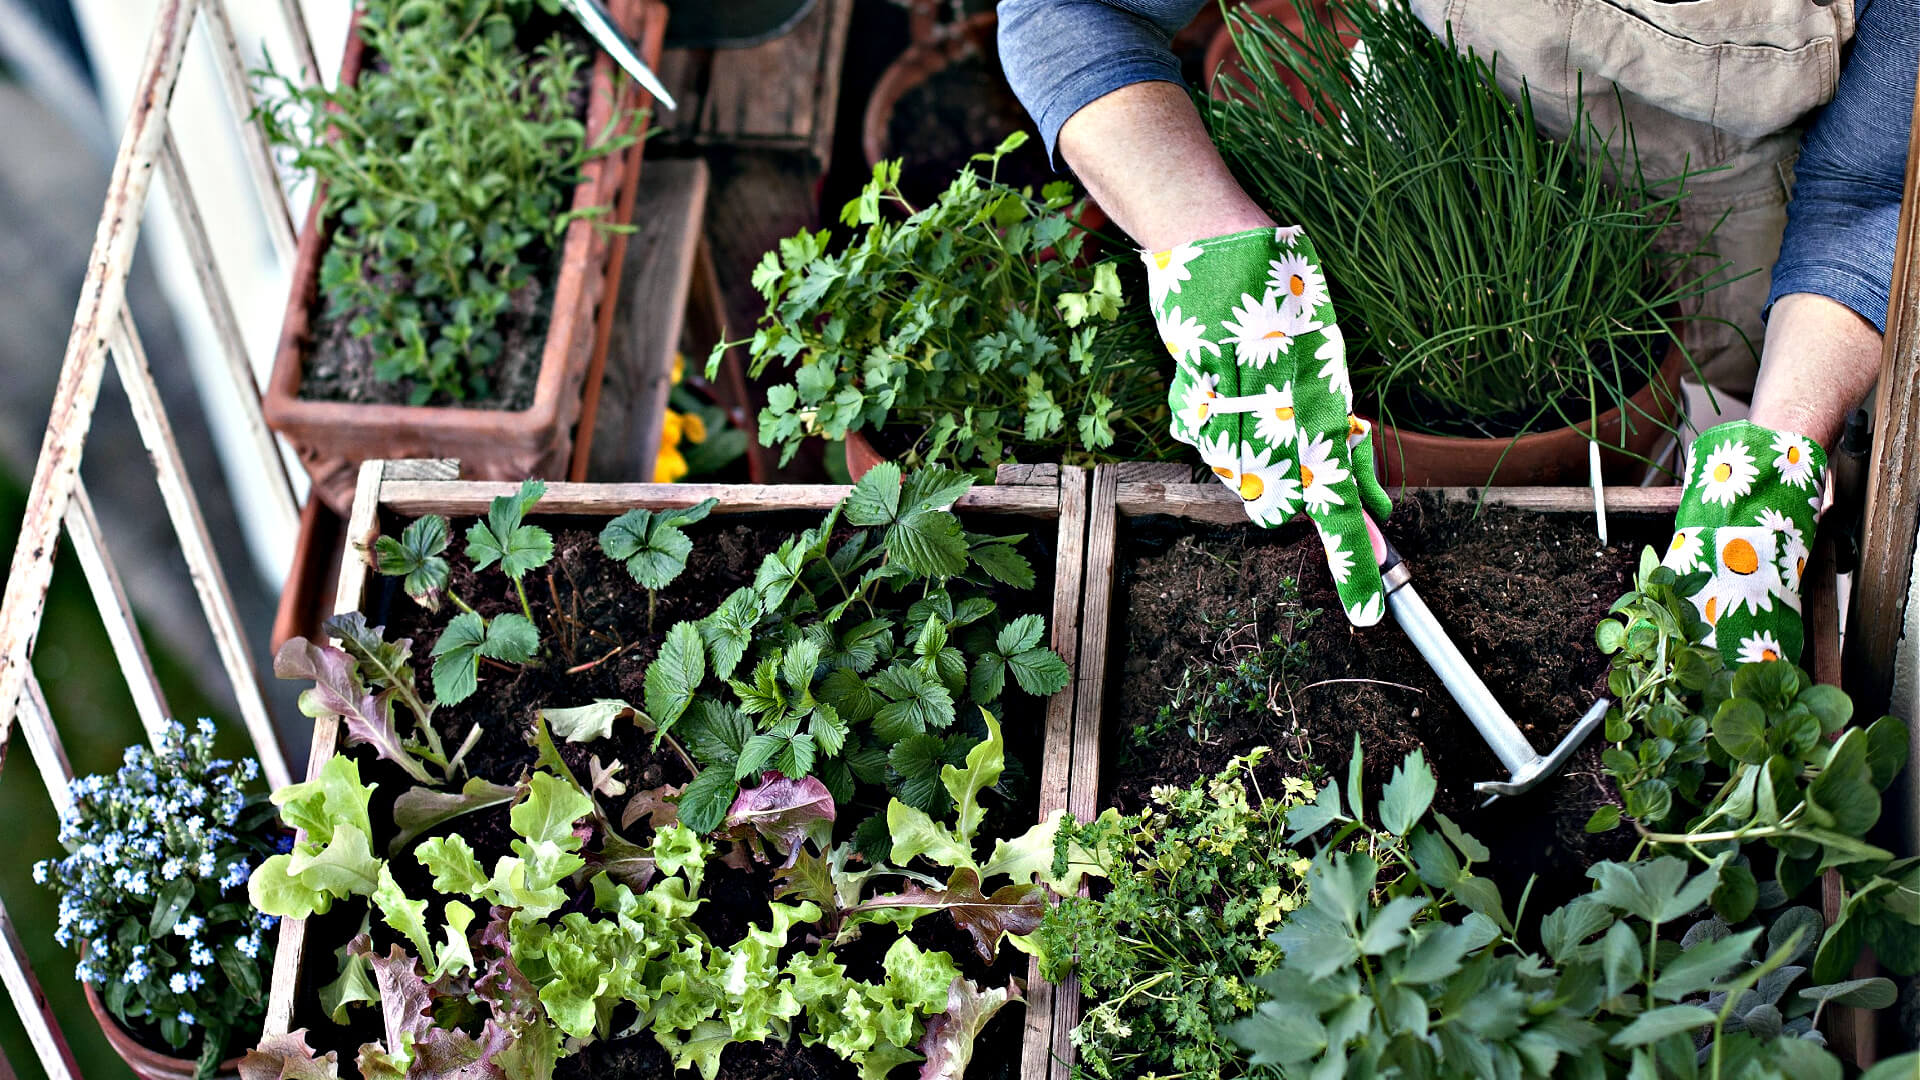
left=1766, top=0, right=1919, bottom=334
left=997, top=0, right=1207, bottom=161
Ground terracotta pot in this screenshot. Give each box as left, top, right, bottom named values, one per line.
left=271, top=493, right=345, bottom=653
left=1371, top=342, right=1688, bottom=488
left=82, top=980, right=242, bottom=1080
left=844, top=428, right=887, bottom=482
left=1202, top=0, right=1354, bottom=108
left=263, top=0, right=666, bottom=515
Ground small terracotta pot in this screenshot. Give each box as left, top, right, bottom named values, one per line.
left=82, top=980, right=242, bottom=1080
left=263, top=0, right=665, bottom=515
left=862, top=12, right=1000, bottom=182
left=844, top=428, right=887, bottom=482
left=1202, top=0, right=1354, bottom=109
left=1371, top=342, right=1688, bottom=488
left=271, top=493, right=345, bottom=653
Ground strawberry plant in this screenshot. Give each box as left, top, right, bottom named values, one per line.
left=375, top=479, right=554, bottom=704
left=657, top=463, right=1071, bottom=840
left=717, top=134, right=1182, bottom=473
left=255, top=0, right=635, bottom=404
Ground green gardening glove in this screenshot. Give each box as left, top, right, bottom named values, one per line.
left=1145, top=226, right=1392, bottom=626
left=1660, top=420, right=1825, bottom=665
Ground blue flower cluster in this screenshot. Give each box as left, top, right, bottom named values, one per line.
left=32, top=720, right=279, bottom=1057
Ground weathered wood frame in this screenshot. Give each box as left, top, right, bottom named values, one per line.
left=0, top=2, right=319, bottom=1075
left=1035, top=465, right=1858, bottom=1079
left=264, top=460, right=1092, bottom=1072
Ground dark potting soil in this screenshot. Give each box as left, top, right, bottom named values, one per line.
left=1108, top=493, right=1664, bottom=908
left=886, top=47, right=1053, bottom=209
left=296, top=17, right=595, bottom=412
left=292, top=512, right=1046, bottom=1078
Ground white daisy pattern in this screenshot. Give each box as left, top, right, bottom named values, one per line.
left=1296, top=432, right=1351, bottom=514
left=1771, top=432, right=1817, bottom=489
left=1322, top=529, right=1355, bottom=585
left=1736, top=631, right=1786, bottom=665
left=1145, top=243, right=1203, bottom=310
left=1253, top=382, right=1300, bottom=446
left=1235, top=447, right=1305, bottom=526
left=1158, top=306, right=1221, bottom=366
left=1346, top=594, right=1384, bottom=626
left=1706, top=526, right=1791, bottom=621
left=1663, top=527, right=1706, bottom=574
left=1196, top=425, right=1238, bottom=479
left=1176, top=370, right=1224, bottom=436
left=1274, top=225, right=1305, bottom=247
left=1222, top=291, right=1317, bottom=368
left=1696, top=440, right=1759, bottom=507
left=1268, top=253, right=1328, bottom=318
left=1315, top=325, right=1354, bottom=412
left=1755, top=507, right=1800, bottom=542
left=1778, top=528, right=1811, bottom=593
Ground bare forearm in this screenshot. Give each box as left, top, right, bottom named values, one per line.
left=1056, top=80, right=1273, bottom=251
left=1747, top=292, right=1882, bottom=449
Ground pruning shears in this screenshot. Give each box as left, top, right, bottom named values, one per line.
left=562, top=0, right=678, bottom=110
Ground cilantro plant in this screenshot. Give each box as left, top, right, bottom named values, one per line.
left=657, top=464, right=1070, bottom=839
left=256, top=0, right=635, bottom=404
left=1593, top=552, right=1920, bottom=987
left=1037, top=750, right=1315, bottom=1080
left=374, top=479, right=554, bottom=705
left=716, top=134, right=1181, bottom=473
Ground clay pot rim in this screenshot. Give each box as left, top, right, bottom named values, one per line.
left=81, top=976, right=245, bottom=1079
left=861, top=12, right=1002, bottom=173
left=262, top=0, right=650, bottom=438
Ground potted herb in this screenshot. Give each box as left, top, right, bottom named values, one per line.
left=1028, top=475, right=1919, bottom=1077
left=249, top=467, right=1083, bottom=1076
left=1203, top=0, right=1723, bottom=487
left=724, top=137, right=1183, bottom=481
left=34, top=721, right=281, bottom=1080
left=257, top=0, right=659, bottom=514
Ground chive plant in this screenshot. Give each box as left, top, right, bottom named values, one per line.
left=1205, top=0, right=1729, bottom=446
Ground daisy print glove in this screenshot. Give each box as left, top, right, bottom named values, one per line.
left=1146, top=225, right=1391, bottom=626
left=1660, top=420, right=1826, bottom=665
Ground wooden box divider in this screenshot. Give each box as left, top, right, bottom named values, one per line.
left=1041, top=466, right=1852, bottom=1080
left=264, top=459, right=1091, bottom=1070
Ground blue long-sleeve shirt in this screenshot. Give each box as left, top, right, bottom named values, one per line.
left=998, top=0, right=1918, bottom=333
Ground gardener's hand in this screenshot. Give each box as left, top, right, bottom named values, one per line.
left=1659, top=419, right=1825, bottom=664
left=1145, top=226, right=1391, bottom=626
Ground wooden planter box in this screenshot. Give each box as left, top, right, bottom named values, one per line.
left=262, top=459, right=1093, bottom=1074
left=263, top=1, right=665, bottom=516
left=1026, top=463, right=1859, bottom=1078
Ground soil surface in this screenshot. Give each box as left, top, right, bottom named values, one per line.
left=1108, top=493, right=1662, bottom=908
left=295, top=512, right=1044, bottom=1079
left=886, top=46, right=1052, bottom=210
left=297, top=16, right=593, bottom=411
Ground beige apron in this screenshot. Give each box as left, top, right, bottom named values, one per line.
left=1408, top=0, right=1854, bottom=395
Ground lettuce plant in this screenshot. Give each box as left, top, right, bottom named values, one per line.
left=248, top=755, right=383, bottom=920
left=249, top=760, right=1015, bottom=1080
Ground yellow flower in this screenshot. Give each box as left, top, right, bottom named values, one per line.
left=670, top=352, right=686, bottom=385
left=654, top=445, right=689, bottom=483
left=681, top=411, right=707, bottom=444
